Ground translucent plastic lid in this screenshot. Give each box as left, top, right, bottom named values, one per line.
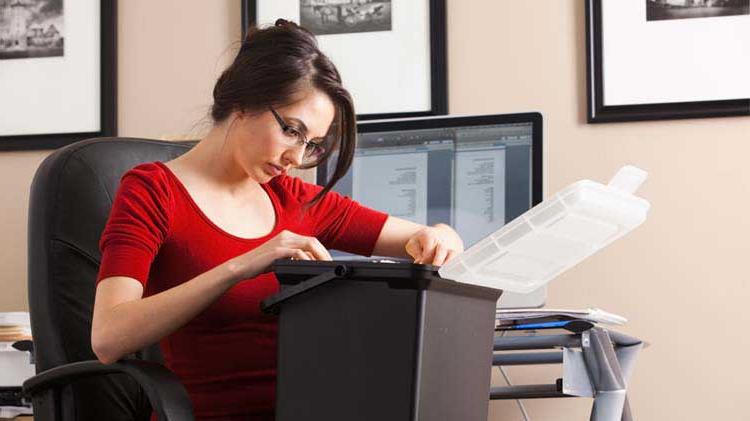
left=438, top=166, right=651, bottom=293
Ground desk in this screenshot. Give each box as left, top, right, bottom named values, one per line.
left=491, top=327, right=644, bottom=421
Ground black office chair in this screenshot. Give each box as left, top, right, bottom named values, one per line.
left=24, top=138, right=197, bottom=421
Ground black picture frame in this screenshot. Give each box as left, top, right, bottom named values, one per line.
left=241, top=0, right=447, bottom=121
left=585, top=0, right=749, bottom=124
left=0, top=0, right=117, bottom=151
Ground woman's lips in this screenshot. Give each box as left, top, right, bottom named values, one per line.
left=266, top=163, right=284, bottom=176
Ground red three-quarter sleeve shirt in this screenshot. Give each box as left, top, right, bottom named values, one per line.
left=96, top=162, right=389, bottom=420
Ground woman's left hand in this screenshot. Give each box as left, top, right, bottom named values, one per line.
left=405, top=224, right=464, bottom=266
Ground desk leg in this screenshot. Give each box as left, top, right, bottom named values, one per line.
left=582, top=328, right=629, bottom=421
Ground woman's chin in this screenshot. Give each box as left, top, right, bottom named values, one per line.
left=256, top=169, right=278, bottom=183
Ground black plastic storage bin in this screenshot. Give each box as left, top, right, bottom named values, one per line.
left=264, top=260, right=502, bottom=421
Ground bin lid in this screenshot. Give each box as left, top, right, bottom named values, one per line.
left=264, top=259, right=502, bottom=314
left=273, top=259, right=439, bottom=285
left=438, top=165, right=651, bottom=293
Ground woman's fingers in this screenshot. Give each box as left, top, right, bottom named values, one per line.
left=444, top=249, right=458, bottom=264
left=292, top=249, right=311, bottom=260
left=405, top=226, right=463, bottom=265
left=277, top=231, right=331, bottom=261
left=405, top=236, right=423, bottom=262
left=417, top=235, right=438, bottom=264
left=304, top=237, right=332, bottom=261
left=291, top=237, right=330, bottom=261
left=431, top=243, right=449, bottom=266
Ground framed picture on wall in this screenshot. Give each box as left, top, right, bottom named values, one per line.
left=0, top=0, right=116, bottom=151
left=585, top=0, right=750, bottom=123
left=242, top=0, right=447, bottom=120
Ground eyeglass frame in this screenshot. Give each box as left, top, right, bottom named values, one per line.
left=268, top=107, right=327, bottom=163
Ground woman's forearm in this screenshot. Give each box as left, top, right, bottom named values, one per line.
left=92, top=229, right=327, bottom=364
left=91, top=260, right=243, bottom=364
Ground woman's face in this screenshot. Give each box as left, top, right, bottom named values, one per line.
left=229, top=89, right=336, bottom=183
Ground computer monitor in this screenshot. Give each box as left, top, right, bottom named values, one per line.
left=317, top=113, right=544, bottom=308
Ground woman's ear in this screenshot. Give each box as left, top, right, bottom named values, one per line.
left=225, top=111, right=252, bottom=135
left=232, top=109, right=264, bottom=127
left=229, top=110, right=245, bottom=123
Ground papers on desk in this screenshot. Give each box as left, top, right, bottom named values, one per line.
left=496, top=307, right=627, bottom=327
left=0, top=403, right=32, bottom=418
left=0, top=312, right=31, bottom=342
left=0, top=313, right=34, bottom=416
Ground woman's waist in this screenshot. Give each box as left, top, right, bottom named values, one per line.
left=178, top=370, right=276, bottom=419
left=162, top=323, right=278, bottom=378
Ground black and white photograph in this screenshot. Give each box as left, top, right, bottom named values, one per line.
left=646, top=0, right=749, bottom=21
left=0, top=0, right=115, bottom=151
left=243, top=0, right=446, bottom=119
left=586, top=0, right=749, bottom=122
left=0, top=0, right=64, bottom=60
left=299, top=0, right=392, bottom=36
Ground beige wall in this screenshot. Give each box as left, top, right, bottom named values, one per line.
left=117, top=1, right=241, bottom=139
left=459, top=2, right=750, bottom=420
left=1, top=1, right=748, bottom=419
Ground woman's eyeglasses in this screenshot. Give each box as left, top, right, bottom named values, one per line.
left=269, top=107, right=327, bottom=165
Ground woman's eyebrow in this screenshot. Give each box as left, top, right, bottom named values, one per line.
left=287, top=116, right=326, bottom=142
left=286, top=117, right=309, bottom=133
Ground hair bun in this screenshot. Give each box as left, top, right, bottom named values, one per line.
left=275, top=18, right=295, bottom=27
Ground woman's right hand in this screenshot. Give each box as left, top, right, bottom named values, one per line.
left=226, top=230, right=332, bottom=281
left=92, top=229, right=330, bottom=364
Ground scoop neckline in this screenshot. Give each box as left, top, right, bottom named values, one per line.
left=154, top=161, right=281, bottom=242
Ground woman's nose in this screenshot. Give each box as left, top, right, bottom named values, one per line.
left=282, top=143, right=305, bottom=167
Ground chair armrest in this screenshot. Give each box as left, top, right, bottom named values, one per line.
left=23, top=359, right=193, bottom=421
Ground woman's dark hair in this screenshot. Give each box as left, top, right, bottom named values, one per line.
left=211, top=19, right=355, bottom=205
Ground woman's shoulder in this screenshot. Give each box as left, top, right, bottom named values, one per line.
left=116, top=161, right=174, bottom=199
left=121, top=161, right=170, bottom=182
left=268, top=174, right=323, bottom=201
left=124, top=161, right=167, bottom=176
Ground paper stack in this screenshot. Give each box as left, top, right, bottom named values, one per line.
left=0, top=312, right=34, bottom=416
left=496, top=307, right=627, bottom=328
left=0, top=312, right=31, bottom=342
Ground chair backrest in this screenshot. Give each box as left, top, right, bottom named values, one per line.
left=27, top=137, right=194, bottom=420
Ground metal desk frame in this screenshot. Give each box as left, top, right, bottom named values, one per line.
left=491, top=327, right=644, bottom=421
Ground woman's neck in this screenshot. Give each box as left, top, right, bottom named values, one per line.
left=171, top=123, right=261, bottom=196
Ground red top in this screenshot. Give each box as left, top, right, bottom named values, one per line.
left=97, top=162, right=388, bottom=420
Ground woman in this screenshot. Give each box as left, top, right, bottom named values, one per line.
left=91, top=20, right=463, bottom=420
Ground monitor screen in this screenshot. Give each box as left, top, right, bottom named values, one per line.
left=317, top=113, right=544, bottom=307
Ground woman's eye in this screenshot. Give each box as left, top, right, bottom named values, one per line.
left=307, top=143, right=325, bottom=157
